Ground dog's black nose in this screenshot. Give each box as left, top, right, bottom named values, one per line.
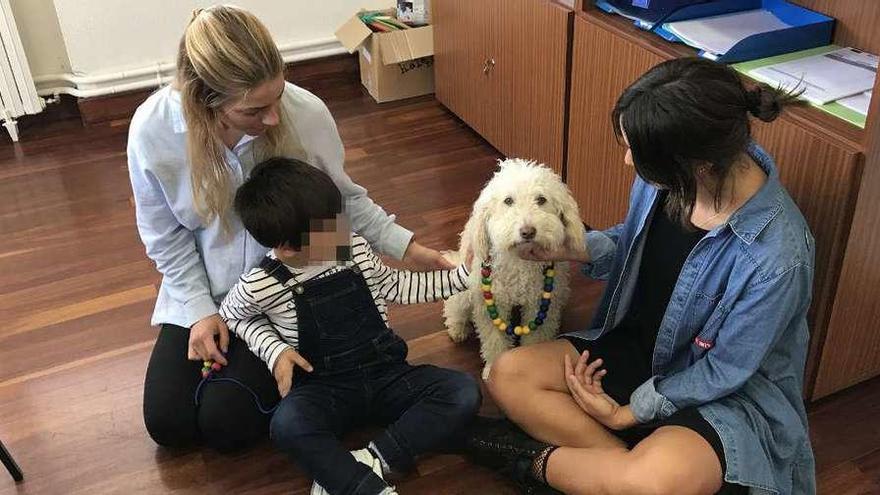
left=520, top=226, right=537, bottom=240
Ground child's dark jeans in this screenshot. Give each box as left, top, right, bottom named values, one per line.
left=265, top=263, right=481, bottom=495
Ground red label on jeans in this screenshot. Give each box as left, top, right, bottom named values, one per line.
left=694, top=337, right=714, bottom=350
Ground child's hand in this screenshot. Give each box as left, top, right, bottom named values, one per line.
left=272, top=348, right=314, bottom=397
left=404, top=241, right=455, bottom=270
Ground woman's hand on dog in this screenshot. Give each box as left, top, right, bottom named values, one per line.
left=273, top=348, right=314, bottom=397
left=564, top=350, right=636, bottom=430
left=517, top=243, right=590, bottom=263
left=404, top=240, right=456, bottom=269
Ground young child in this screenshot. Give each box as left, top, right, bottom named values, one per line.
left=219, top=157, right=481, bottom=495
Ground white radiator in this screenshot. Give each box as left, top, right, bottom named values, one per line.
left=0, top=0, right=43, bottom=142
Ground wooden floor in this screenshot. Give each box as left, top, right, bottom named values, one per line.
left=1, top=60, right=879, bottom=495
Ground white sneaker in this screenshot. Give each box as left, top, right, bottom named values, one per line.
left=310, top=449, right=396, bottom=495
left=351, top=448, right=384, bottom=479
left=310, top=480, right=329, bottom=495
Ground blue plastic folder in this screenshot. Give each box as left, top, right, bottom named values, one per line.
left=596, top=0, right=756, bottom=30
left=595, top=0, right=834, bottom=63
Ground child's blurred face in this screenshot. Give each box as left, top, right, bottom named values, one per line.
left=302, top=215, right=351, bottom=263
left=275, top=214, right=351, bottom=265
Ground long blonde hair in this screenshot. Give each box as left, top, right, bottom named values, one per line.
left=176, top=5, right=305, bottom=225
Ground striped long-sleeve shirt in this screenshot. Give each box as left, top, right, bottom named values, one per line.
left=219, top=234, right=470, bottom=372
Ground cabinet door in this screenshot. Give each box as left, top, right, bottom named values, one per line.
left=433, top=0, right=500, bottom=145
left=750, top=120, right=862, bottom=399
left=494, top=0, right=572, bottom=175
left=566, top=14, right=663, bottom=228
left=813, top=66, right=880, bottom=399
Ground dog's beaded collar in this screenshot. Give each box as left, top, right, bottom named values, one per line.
left=481, top=258, right=555, bottom=346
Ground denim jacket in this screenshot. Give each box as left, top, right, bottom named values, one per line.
left=564, top=143, right=816, bottom=494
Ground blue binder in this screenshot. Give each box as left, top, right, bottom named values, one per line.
left=596, top=0, right=755, bottom=30
left=595, top=0, right=834, bottom=63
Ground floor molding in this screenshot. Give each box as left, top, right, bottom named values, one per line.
left=34, top=37, right=347, bottom=98
left=74, top=53, right=359, bottom=126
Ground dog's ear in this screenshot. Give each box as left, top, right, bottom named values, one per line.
left=460, top=202, right=490, bottom=263
left=558, top=190, right=586, bottom=253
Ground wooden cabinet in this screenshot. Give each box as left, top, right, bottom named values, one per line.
left=750, top=119, right=862, bottom=397
left=434, top=0, right=572, bottom=174
left=433, top=0, right=500, bottom=145
left=566, top=15, right=661, bottom=229
left=813, top=89, right=880, bottom=399
left=791, top=0, right=880, bottom=55
left=791, top=0, right=880, bottom=399
left=494, top=1, right=572, bottom=174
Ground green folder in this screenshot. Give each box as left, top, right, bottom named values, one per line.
left=732, top=45, right=868, bottom=129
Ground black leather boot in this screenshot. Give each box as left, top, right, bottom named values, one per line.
left=463, top=416, right=563, bottom=495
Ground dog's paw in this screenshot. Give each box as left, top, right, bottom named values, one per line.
left=447, top=325, right=470, bottom=343
left=481, top=363, right=492, bottom=381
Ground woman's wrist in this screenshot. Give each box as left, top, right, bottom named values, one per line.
left=610, top=405, right=638, bottom=430
left=402, top=238, right=420, bottom=263
left=403, top=239, right=454, bottom=270
left=403, top=234, right=419, bottom=253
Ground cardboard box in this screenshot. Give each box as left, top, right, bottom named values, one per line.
left=335, top=10, right=434, bottom=103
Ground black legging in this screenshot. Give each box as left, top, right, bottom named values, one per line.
left=142, top=324, right=280, bottom=452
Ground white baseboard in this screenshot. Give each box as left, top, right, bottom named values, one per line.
left=34, top=37, right=349, bottom=99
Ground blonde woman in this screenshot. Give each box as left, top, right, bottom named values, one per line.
left=128, top=5, right=450, bottom=452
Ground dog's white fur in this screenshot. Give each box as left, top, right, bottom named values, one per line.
left=444, top=159, right=585, bottom=379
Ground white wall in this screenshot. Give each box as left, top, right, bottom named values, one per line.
left=9, top=0, right=70, bottom=76
left=13, top=0, right=393, bottom=97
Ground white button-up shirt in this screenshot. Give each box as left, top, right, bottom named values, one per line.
left=127, top=82, right=412, bottom=328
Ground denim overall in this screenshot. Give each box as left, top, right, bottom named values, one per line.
left=262, top=258, right=481, bottom=495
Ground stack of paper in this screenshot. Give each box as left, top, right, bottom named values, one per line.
left=749, top=47, right=878, bottom=107
left=837, top=91, right=873, bottom=116
left=664, top=10, right=790, bottom=59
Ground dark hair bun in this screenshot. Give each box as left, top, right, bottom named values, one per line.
left=746, top=84, right=795, bottom=122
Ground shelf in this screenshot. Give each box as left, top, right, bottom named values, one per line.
left=578, top=8, right=867, bottom=153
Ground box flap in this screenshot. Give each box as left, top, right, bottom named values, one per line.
left=379, top=26, right=434, bottom=65
left=335, top=14, right=373, bottom=53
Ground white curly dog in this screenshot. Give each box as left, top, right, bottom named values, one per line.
left=444, top=159, right=585, bottom=379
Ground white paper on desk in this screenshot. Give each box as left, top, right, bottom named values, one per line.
left=664, top=10, right=790, bottom=56
left=750, top=48, right=878, bottom=105
left=838, top=91, right=873, bottom=116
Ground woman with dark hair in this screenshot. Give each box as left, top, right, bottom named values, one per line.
left=465, top=58, right=815, bottom=495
